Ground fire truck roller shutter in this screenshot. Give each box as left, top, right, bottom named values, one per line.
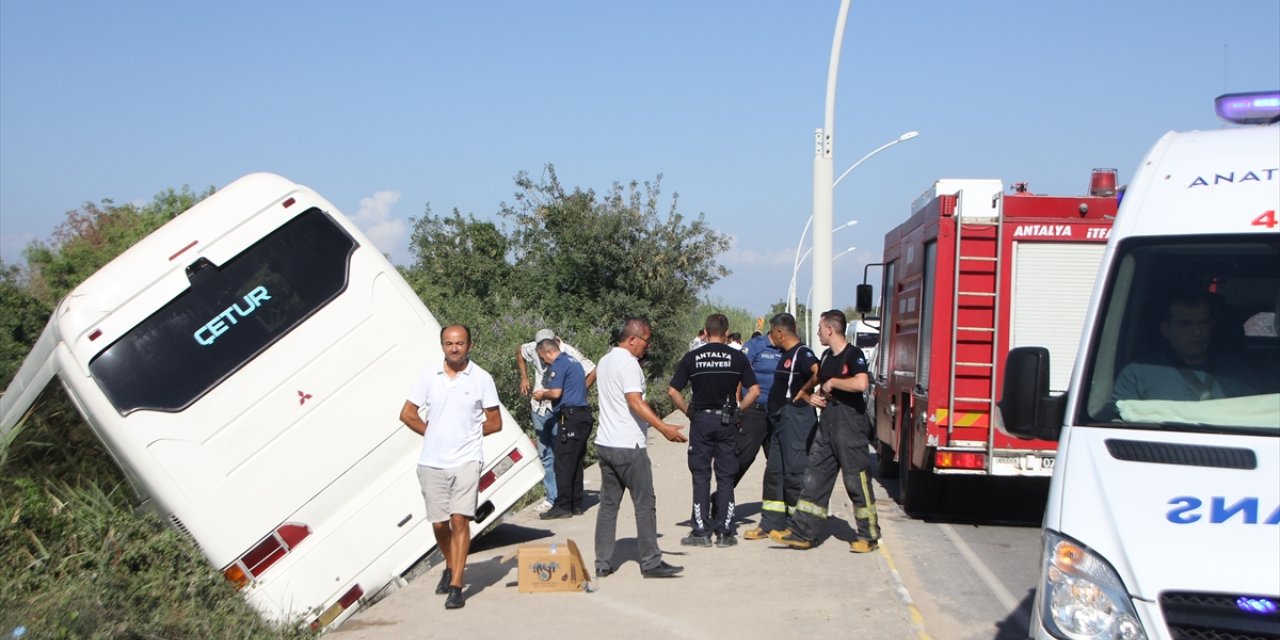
left=1010, top=242, right=1107, bottom=392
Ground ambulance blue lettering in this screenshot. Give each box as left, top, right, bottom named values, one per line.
left=1211, top=497, right=1258, bottom=524
left=1166, top=496, right=1201, bottom=524
left=1167, top=496, right=1280, bottom=525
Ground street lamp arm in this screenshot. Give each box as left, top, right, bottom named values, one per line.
left=833, top=131, right=920, bottom=188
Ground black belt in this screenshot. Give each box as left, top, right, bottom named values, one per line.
left=694, top=408, right=724, bottom=414
left=563, top=406, right=591, bottom=414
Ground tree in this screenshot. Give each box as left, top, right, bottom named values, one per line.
left=400, top=164, right=733, bottom=422
left=499, top=164, right=730, bottom=374
left=23, top=187, right=214, bottom=305
left=0, top=264, right=51, bottom=388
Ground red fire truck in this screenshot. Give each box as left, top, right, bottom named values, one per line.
left=857, top=171, right=1118, bottom=515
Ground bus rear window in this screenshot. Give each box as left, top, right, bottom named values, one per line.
left=89, top=208, right=357, bottom=414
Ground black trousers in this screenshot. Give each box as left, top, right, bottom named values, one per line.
left=788, top=402, right=879, bottom=543
left=759, top=403, right=817, bottom=532
left=687, top=412, right=738, bottom=537
left=552, top=408, right=592, bottom=511
left=732, top=403, right=772, bottom=486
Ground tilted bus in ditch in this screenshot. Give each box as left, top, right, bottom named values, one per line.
left=0, top=172, right=542, bottom=629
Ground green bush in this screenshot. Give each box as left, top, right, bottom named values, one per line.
left=0, top=418, right=315, bottom=639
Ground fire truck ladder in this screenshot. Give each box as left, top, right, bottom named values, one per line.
left=947, top=193, right=1004, bottom=461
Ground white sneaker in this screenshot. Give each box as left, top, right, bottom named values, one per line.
left=534, top=498, right=554, bottom=512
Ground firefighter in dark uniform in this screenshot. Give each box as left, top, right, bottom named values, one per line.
left=744, top=312, right=819, bottom=541
left=534, top=339, right=592, bottom=520
left=772, top=309, right=880, bottom=552
left=667, top=313, right=760, bottom=547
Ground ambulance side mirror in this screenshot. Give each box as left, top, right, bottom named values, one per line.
left=855, top=284, right=874, bottom=314
left=999, top=347, right=1065, bottom=441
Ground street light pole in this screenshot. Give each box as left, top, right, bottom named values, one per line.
left=802, top=246, right=854, bottom=340
left=787, top=215, right=814, bottom=317
left=794, top=130, right=919, bottom=316
left=811, top=0, right=853, bottom=346
left=789, top=218, right=857, bottom=316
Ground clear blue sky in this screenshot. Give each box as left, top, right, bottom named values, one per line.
left=2, top=1, right=1277, bottom=315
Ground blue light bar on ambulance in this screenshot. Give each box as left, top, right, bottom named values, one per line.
left=1214, top=91, right=1280, bottom=125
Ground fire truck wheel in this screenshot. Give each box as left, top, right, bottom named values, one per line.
left=899, top=424, right=941, bottom=516
left=875, top=439, right=899, bottom=478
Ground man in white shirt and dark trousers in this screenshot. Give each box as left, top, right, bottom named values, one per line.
left=594, top=317, right=688, bottom=579
left=667, top=314, right=759, bottom=548
left=399, top=324, right=502, bottom=610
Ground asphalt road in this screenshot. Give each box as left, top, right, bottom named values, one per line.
left=328, top=413, right=1050, bottom=640
left=875, top=475, right=1049, bottom=640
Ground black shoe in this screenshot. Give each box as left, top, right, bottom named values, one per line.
left=641, top=561, right=684, bottom=578
left=596, top=566, right=612, bottom=578
left=434, top=568, right=452, bottom=595
left=444, top=586, right=465, bottom=609
left=540, top=507, right=572, bottom=520
left=680, top=533, right=713, bottom=547
left=715, top=533, right=738, bottom=548
left=573, top=506, right=586, bottom=515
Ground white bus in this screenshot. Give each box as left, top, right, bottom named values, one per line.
left=0, top=173, right=543, bottom=629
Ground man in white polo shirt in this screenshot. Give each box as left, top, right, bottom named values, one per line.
left=594, top=316, right=688, bottom=579
left=399, top=324, right=502, bottom=610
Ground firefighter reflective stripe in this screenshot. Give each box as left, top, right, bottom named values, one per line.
left=762, top=499, right=788, bottom=514
left=794, top=500, right=828, bottom=519
left=856, top=471, right=880, bottom=540
left=934, top=408, right=989, bottom=428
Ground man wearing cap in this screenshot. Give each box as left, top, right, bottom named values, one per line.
left=517, top=329, right=595, bottom=510
left=533, top=338, right=592, bottom=520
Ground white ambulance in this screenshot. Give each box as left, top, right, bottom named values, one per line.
left=1001, top=92, right=1280, bottom=640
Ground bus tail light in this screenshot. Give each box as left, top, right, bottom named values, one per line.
left=478, top=448, right=524, bottom=492
left=222, top=522, right=312, bottom=589
left=936, top=451, right=986, bottom=470
left=311, top=584, right=363, bottom=630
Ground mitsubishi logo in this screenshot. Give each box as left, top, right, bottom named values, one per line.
left=298, top=390, right=313, bottom=405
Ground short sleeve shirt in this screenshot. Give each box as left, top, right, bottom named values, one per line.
left=819, top=344, right=870, bottom=413
left=545, top=352, right=589, bottom=409
left=669, top=343, right=758, bottom=411
left=407, top=360, right=500, bottom=468
left=767, top=343, right=819, bottom=413
left=595, top=347, right=649, bottom=448
left=741, top=334, right=783, bottom=402
left=522, top=340, right=595, bottom=416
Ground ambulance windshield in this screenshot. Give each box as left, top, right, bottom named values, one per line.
left=1080, top=236, right=1280, bottom=432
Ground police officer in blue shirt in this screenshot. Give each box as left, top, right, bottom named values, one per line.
left=534, top=339, right=592, bottom=520
left=735, top=326, right=783, bottom=485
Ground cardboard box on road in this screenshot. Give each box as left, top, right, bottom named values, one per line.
left=517, top=539, right=590, bottom=593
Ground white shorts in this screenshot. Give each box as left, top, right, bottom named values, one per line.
left=417, top=461, right=481, bottom=523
